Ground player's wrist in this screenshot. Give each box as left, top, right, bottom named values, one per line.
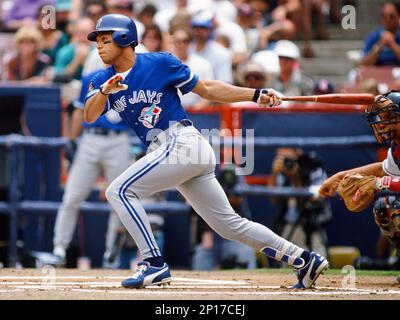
left=252, top=88, right=269, bottom=102
left=99, top=86, right=109, bottom=96
left=375, top=176, right=400, bottom=191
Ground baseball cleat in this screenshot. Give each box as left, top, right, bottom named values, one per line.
left=121, top=261, right=171, bottom=289
left=293, top=251, right=329, bottom=289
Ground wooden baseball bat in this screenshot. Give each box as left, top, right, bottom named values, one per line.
left=281, top=93, right=375, bottom=105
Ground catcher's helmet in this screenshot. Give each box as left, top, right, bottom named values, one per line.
left=366, top=90, right=400, bottom=144
left=87, top=14, right=138, bottom=47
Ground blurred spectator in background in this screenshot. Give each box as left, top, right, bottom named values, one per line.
left=189, top=12, right=233, bottom=83
left=191, top=165, right=257, bottom=270
left=255, top=0, right=300, bottom=50
left=54, top=0, right=73, bottom=34
left=301, top=0, right=330, bottom=58
left=53, top=18, right=95, bottom=81
left=3, top=0, right=52, bottom=31
left=85, top=0, right=108, bottom=25
left=171, top=28, right=213, bottom=109
left=236, top=3, right=261, bottom=55
left=360, top=78, right=380, bottom=96
left=272, top=40, right=314, bottom=96
left=360, top=2, right=400, bottom=66
left=268, top=148, right=332, bottom=260
left=141, top=24, right=164, bottom=52
left=237, top=60, right=269, bottom=89
left=4, top=26, right=51, bottom=83
left=106, top=0, right=145, bottom=39
left=137, top=3, right=157, bottom=29
left=37, top=4, right=69, bottom=64
left=313, top=79, right=335, bottom=95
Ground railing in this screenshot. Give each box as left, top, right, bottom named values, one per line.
left=0, top=133, right=378, bottom=267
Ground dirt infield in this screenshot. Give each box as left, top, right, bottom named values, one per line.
left=0, top=268, right=399, bottom=300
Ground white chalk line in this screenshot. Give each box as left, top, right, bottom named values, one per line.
left=68, top=289, right=400, bottom=296
left=0, top=276, right=249, bottom=285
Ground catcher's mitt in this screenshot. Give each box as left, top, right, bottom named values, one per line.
left=337, top=173, right=377, bottom=212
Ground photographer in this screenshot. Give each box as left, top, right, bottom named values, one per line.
left=268, top=148, right=332, bottom=259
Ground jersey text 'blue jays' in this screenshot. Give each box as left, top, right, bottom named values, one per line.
left=85, top=52, right=199, bottom=146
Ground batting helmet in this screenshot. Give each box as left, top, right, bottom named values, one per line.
left=87, top=14, right=138, bottom=47
left=366, top=90, right=400, bottom=144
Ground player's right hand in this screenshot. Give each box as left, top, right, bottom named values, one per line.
left=100, top=75, right=128, bottom=95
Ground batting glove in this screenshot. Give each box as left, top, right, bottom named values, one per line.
left=257, top=88, right=283, bottom=107
left=100, top=75, right=128, bottom=95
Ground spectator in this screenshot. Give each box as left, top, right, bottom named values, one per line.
left=268, top=148, right=332, bottom=259
left=237, top=60, right=269, bottom=89
left=170, top=28, right=213, bottom=109
left=300, top=0, right=330, bottom=58
left=360, top=2, right=400, bottom=66
left=37, top=4, right=70, bottom=64
left=85, top=0, right=108, bottom=25
left=252, top=0, right=300, bottom=50
left=53, top=18, right=95, bottom=81
left=213, top=12, right=250, bottom=67
left=272, top=40, right=314, bottom=96
left=54, top=0, right=73, bottom=33
left=3, top=0, right=52, bottom=31
left=137, top=3, right=158, bottom=29
left=189, top=12, right=233, bottom=83
left=141, top=24, right=164, bottom=52
left=360, top=78, right=380, bottom=96
left=4, top=26, right=51, bottom=83
left=236, top=3, right=261, bottom=55
left=313, top=79, right=335, bottom=95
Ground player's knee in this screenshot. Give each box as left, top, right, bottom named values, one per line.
left=105, top=181, right=120, bottom=203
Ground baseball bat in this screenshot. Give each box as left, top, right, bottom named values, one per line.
left=281, top=93, right=375, bottom=105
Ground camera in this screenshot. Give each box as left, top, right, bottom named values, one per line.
left=283, top=157, right=297, bottom=171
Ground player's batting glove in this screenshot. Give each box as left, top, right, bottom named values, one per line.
left=65, top=139, right=77, bottom=164
left=100, top=75, right=128, bottom=95
left=257, top=88, right=283, bottom=107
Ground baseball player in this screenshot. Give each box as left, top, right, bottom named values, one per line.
left=84, top=13, right=329, bottom=289
left=53, top=70, right=132, bottom=267
left=319, top=91, right=400, bottom=258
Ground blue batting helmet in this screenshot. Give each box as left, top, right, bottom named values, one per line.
left=87, top=14, right=138, bottom=47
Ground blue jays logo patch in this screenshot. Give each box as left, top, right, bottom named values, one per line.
left=138, top=104, right=162, bottom=128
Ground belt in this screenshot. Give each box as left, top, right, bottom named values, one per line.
left=84, top=127, right=123, bottom=136
left=178, top=119, right=193, bottom=127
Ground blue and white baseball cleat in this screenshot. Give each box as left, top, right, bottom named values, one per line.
left=121, top=261, right=171, bottom=289
left=293, top=251, right=329, bottom=289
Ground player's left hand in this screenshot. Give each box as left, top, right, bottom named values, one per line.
left=257, top=88, right=283, bottom=107
left=100, top=75, right=128, bottom=95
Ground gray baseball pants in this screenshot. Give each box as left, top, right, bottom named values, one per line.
left=105, top=124, right=305, bottom=263
left=53, top=131, right=132, bottom=260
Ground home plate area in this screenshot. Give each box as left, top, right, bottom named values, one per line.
left=0, top=269, right=399, bottom=300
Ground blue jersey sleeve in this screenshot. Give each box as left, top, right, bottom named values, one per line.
left=83, top=69, right=112, bottom=113
left=163, top=53, right=199, bottom=94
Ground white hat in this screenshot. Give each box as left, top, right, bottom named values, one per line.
left=274, top=40, right=300, bottom=60
left=251, top=50, right=280, bottom=75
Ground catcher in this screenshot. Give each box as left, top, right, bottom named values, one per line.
left=319, top=91, right=400, bottom=258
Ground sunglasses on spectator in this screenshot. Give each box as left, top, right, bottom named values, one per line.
left=174, top=38, right=190, bottom=44
left=382, top=13, right=398, bottom=19
left=245, top=73, right=265, bottom=81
